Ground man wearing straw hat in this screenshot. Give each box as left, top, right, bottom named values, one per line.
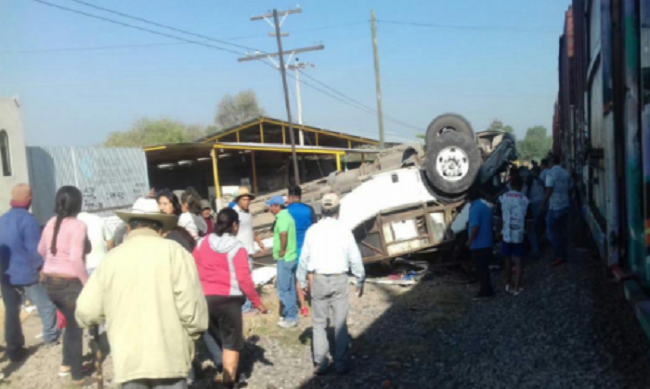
left=232, top=186, right=265, bottom=313
left=76, top=198, right=208, bottom=389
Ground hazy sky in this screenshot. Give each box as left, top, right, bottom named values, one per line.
left=1, top=0, right=570, bottom=146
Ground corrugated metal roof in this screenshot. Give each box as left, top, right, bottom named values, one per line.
left=214, top=142, right=381, bottom=154
left=26, top=147, right=149, bottom=225
left=197, top=116, right=379, bottom=144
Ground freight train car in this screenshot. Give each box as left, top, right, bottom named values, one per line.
left=556, top=0, right=650, bottom=335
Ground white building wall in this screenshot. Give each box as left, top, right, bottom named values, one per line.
left=0, top=98, right=29, bottom=215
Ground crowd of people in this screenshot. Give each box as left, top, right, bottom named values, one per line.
left=0, top=182, right=365, bottom=388
left=0, top=155, right=573, bottom=387
left=467, top=155, right=574, bottom=299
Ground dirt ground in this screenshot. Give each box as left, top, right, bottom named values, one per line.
left=2, top=216, right=650, bottom=388
left=0, top=267, right=469, bottom=389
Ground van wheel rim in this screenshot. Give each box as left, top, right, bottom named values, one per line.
left=436, top=147, right=469, bottom=182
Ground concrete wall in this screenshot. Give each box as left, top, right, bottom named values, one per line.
left=0, top=98, right=29, bottom=215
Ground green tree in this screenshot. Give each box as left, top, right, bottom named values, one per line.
left=488, top=119, right=515, bottom=135
left=214, top=90, right=266, bottom=129
left=487, top=119, right=504, bottom=131
left=516, top=126, right=552, bottom=161
left=104, top=118, right=203, bottom=147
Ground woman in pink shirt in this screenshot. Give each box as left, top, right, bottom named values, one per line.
left=38, top=186, right=90, bottom=386
left=193, top=208, right=267, bottom=388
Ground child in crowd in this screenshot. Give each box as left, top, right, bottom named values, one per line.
left=499, top=175, right=530, bottom=296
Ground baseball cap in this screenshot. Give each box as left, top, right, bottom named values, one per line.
left=200, top=199, right=211, bottom=210
left=266, top=195, right=286, bottom=206
left=321, top=193, right=340, bottom=210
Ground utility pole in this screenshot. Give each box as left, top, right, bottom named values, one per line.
left=288, top=58, right=315, bottom=145
left=240, top=7, right=324, bottom=185
left=370, top=9, right=385, bottom=149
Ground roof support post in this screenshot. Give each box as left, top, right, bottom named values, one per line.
left=236, top=130, right=240, bottom=143
left=259, top=122, right=264, bottom=143
left=210, top=149, right=221, bottom=206
left=315, top=133, right=319, bottom=146
left=282, top=126, right=286, bottom=144
left=251, top=151, right=258, bottom=195
left=336, top=153, right=342, bottom=171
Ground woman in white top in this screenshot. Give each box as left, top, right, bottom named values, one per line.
left=179, top=187, right=207, bottom=240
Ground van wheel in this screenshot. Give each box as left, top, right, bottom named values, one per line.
left=425, top=132, right=481, bottom=196
left=426, top=113, right=474, bottom=147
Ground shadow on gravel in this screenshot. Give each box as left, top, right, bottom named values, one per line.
left=292, top=263, right=473, bottom=389
left=293, top=213, right=650, bottom=389
left=1, top=344, right=41, bottom=379
left=240, top=335, right=274, bottom=380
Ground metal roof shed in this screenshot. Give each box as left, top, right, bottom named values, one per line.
left=144, top=142, right=379, bottom=203
left=197, top=116, right=379, bottom=149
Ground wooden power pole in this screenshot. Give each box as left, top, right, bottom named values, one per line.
left=370, top=10, right=385, bottom=149
left=240, top=7, right=324, bottom=185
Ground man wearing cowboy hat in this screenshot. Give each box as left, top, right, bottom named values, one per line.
left=76, top=198, right=208, bottom=389
left=232, top=186, right=265, bottom=313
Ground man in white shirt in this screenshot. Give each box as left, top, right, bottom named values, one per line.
left=499, top=176, right=530, bottom=295
left=541, top=156, right=573, bottom=266
left=231, top=186, right=265, bottom=313
left=297, top=193, right=365, bottom=376
left=77, top=212, right=115, bottom=275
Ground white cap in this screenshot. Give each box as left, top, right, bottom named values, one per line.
left=321, top=193, right=340, bottom=210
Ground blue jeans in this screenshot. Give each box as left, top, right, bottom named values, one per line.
left=546, top=206, right=570, bottom=260
left=190, top=330, right=223, bottom=380
left=242, top=256, right=254, bottom=312
left=1, top=282, right=58, bottom=354
left=276, top=260, right=298, bottom=322
left=528, top=201, right=543, bottom=257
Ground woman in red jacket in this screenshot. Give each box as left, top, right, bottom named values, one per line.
left=193, top=208, right=267, bottom=388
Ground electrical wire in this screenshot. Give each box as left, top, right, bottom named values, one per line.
left=224, top=21, right=369, bottom=41
left=298, top=71, right=421, bottom=131
left=0, top=42, right=189, bottom=54
left=375, top=19, right=557, bottom=33
left=31, top=0, right=243, bottom=55
left=261, top=60, right=420, bottom=134
left=68, top=0, right=262, bottom=52
left=31, top=0, right=421, bottom=134
left=0, top=22, right=370, bottom=54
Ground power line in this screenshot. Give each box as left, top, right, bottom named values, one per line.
left=299, top=71, right=421, bottom=131
left=31, top=0, right=243, bottom=55
left=376, top=19, right=557, bottom=33
left=31, top=0, right=421, bottom=134
left=261, top=61, right=420, bottom=134
left=0, top=22, right=370, bottom=54
left=225, top=21, right=369, bottom=40
left=0, top=42, right=189, bottom=54
left=68, top=0, right=261, bottom=52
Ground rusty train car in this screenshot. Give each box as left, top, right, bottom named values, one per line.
left=555, top=0, right=650, bottom=335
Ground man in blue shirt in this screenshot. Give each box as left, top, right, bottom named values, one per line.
left=466, top=187, right=495, bottom=298
left=287, top=186, right=317, bottom=317
left=541, top=156, right=573, bottom=266
left=0, top=184, right=58, bottom=361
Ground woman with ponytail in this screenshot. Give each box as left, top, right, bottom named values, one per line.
left=38, top=186, right=91, bottom=386
left=193, top=208, right=267, bottom=388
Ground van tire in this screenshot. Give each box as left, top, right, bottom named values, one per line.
left=425, top=131, right=481, bottom=196
left=426, top=113, right=474, bottom=147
